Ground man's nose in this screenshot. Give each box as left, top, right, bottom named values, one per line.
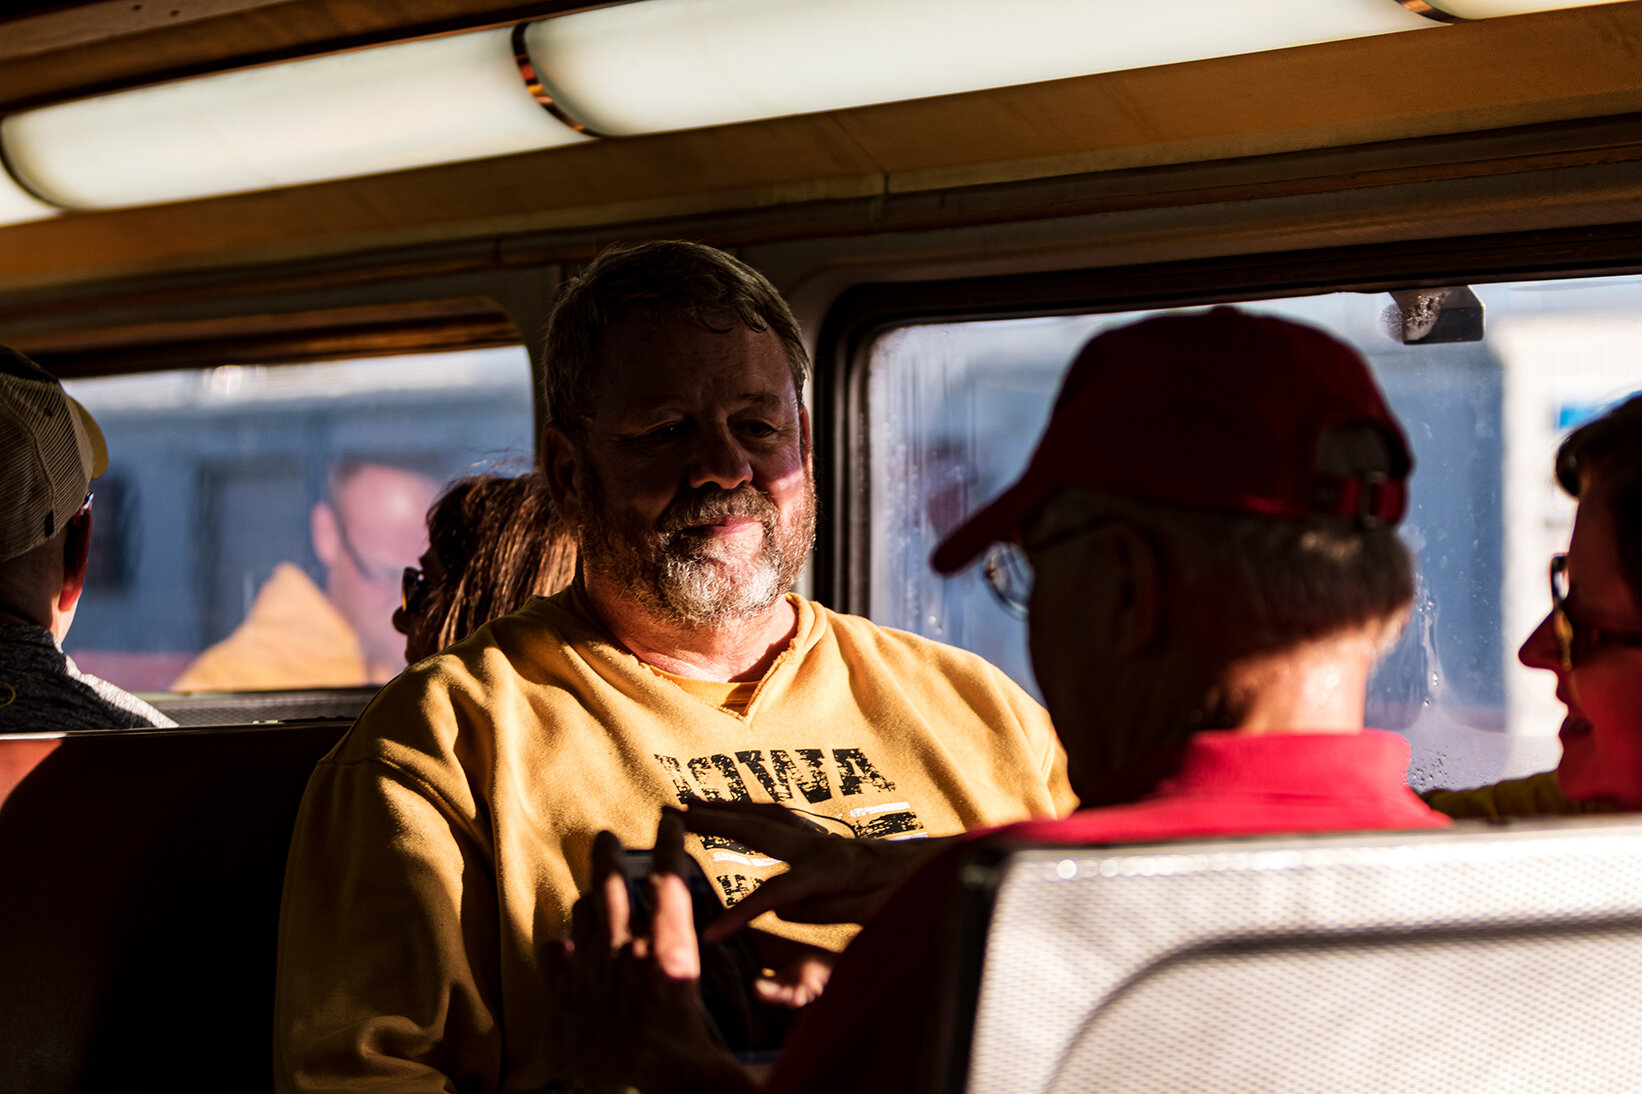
left=1519, top=610, right=1562, bottom=672
left=686, top=424, right=753, bottom=491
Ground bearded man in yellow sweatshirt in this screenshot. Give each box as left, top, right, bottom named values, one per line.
left=273, top=241, right=1076, bottom=1093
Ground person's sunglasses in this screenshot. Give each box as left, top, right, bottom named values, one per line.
left=401, top=565, right=427, bottom=614
left=1548, top=552, right=1642, bottom=672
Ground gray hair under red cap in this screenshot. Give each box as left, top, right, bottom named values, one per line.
left=932, top=307, right=1412, bottom=575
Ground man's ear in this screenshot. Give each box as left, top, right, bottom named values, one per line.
left=798, top=405, right=813, bottom=467
left=1101, top=524, right=1161, bottom=658
left=57, top=510, right=92, bottom=612
left=310, top=501, right=341, bottom=568
left=541, top=424, right=586, bottom=524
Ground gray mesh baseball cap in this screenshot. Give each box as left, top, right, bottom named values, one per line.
left=0, top=346, right=108, bottom=563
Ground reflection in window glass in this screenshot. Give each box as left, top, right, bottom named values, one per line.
left=864, top=277, right=1642, bottom=790
left=63, top=346, right=535, bottom=693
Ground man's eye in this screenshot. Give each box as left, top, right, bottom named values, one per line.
left=738, top=421, right=777, bottom=438
left=641, top=422, right=687, bottom=441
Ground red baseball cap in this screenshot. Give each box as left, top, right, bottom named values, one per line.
left=932, top=307, right=1412, bottom=575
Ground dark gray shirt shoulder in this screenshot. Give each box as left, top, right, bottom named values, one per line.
left=0, top=625, right=176, bottom=732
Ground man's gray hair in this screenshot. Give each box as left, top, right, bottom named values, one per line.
left=540, top=241, right=809, bottom=433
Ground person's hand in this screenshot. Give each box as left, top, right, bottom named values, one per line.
left=739, top=928, right=836, bottom=1009
left=683, top=800, right=954, bottom=940
left=543, top=813, right=755, bottom=1094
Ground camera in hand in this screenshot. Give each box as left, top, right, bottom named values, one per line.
left=623, top=848, right=796, bottom=1062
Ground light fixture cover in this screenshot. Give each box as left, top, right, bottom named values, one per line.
left=2, top=28, right=589, bottom=210
left=523, top=0, right=1437, bottom=137
left=0, top=167, right=57, bottom=228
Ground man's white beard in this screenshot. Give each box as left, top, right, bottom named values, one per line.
left=579, top=472, right=816, bottom=628
left=655, top=526, right=784, bottom=625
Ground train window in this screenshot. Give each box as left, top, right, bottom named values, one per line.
left=862, top=274, right=1642, bottom=790
left=60, top=346, right=536, bottom=694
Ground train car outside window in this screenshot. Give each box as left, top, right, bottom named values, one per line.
left=60, top=346, right=535, bottom=695
left=863, top=275, right=1642, bottom=791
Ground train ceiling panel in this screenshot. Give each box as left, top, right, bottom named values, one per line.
left=0, top=1, right=1639, bottom=306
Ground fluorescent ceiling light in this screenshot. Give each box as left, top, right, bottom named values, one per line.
left=2, top=28, right=588, bottom=210
left=0, top=166, right=57, bottom=228
left=0, top=0, right=1625, bottom=215
left=523, top=0, right=1439, bottom=137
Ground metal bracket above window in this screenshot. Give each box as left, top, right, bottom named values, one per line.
left=1385, top=286, right=1485, bottom=344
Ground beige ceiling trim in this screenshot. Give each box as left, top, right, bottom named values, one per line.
left=1, top=0, right=292, bottom=60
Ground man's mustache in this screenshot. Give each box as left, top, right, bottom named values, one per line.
left=657, top=486, right=778, bottom=536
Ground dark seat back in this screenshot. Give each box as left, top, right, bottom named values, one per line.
left=944, top=819, right=1642, bottom=1093
left=0, top=722, right=348, bottom=1094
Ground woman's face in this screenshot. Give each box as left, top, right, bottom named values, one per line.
left=1519, top=473, right=1642, bottom=808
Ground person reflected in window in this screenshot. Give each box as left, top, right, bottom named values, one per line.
left=171, top=459, right=439, bottom=692
left=0, top=345, right=174, bottom=731
left=1425, top=392, right=1642, bottom=819
left=393, top=469, right=577, bottom=665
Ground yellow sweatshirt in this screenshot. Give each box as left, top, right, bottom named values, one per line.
left=275, top=587, right=1074, bottom=1093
